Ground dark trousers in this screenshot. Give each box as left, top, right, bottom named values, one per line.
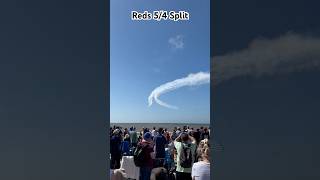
left=154, top=158, right=165, bottom=168
left=131, top=142, right=137, bottom=147
left=111, top=155, right=121, bottom=169
left=176, top=171, right=191, bottom=180
left=139, top=166, right=152, bottom=180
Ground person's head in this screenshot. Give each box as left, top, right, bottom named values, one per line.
left=153, top=127, right=156, bottom=130
left=170, top=133, right=175, bottom=140
left=143, top=132, right=152, bottom=142
left=199, top=139, right=209, bottom=148
left=200, top=145, right=210, bottom=161
left=190, top=131, right=195, bottom=137
left=200, top=126, right=203, bottom=130
left=113, top=129, right=120, bottom=136
left=158, top=128, right=163, bottom=134
left=180, top=133, right=189, bottom=142
left=198, top=140, right=205, bottom=148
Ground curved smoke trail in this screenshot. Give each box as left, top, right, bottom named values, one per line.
left=148, top=32, right=320, bottom=109
left=148, top=72, right=210, bottom=109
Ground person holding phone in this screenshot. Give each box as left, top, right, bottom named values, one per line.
left=174, top=132, right=197, bottom=180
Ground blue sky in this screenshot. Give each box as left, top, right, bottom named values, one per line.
left=110, top=1, right=210, bottom=123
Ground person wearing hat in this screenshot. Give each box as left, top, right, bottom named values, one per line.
left=137, top=132, right=155, bottom=180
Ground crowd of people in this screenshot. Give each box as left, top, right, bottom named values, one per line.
left=110, top=125, right=211, bottom=180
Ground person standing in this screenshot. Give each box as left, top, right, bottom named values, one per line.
left=174, top=133, right=197, bottom=180
left=121, top=134, right=130, bottom=155
left=137, top=132, right=155, bottom=180
left=192, top=129, right=201, bottom=145
left=201, top=127, right=210, bottom=140
left=171, top=129, right=178, bottom=142
left=192, top=145, right=210, bottom=180
left=154, top=128, right=167, bottom=167
left=151, top=127, right=157, bottom=138
left=110, top=129, right=122, bottom=169
left=129, top=127, right=138, bottom=148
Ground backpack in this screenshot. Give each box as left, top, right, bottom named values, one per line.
left=179, top=143, right=192, bottom=168
left=133, top=143, right=145, bottom=167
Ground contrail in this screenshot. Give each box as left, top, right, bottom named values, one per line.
left=148, top=72, right=210, bottom=109
left=148, top=33, right=320, bottom=109
left=213, top=32, right=320, bottom=84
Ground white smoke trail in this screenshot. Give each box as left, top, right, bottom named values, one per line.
left=213, top=32, right=320, bottom=84
left=148, top=33, right=320, bottom=109
left=148, top=72, right=210, bottom=109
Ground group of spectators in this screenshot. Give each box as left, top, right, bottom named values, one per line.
left=110, top=125, right=211, bottom=180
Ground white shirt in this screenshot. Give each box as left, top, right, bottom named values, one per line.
left=120, top=156, right=140, bottom=180
left=151, top=130, right=156, bottom=137
left=191, top=161, right=210, bottom=180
